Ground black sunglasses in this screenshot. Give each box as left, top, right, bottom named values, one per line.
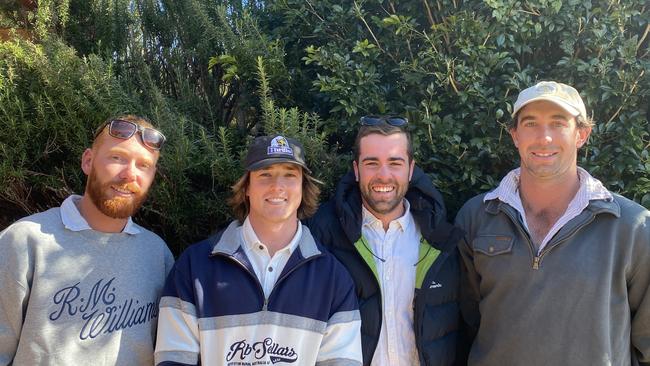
left=360, top=115, right=408, bottom=127
left=94, top=119, right=166, bottom=150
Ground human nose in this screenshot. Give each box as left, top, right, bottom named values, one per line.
left=120, top=161, right=138, bottom=181
left=376, top=164, right=391, bottom=178
left=536, top=126, right=553, bottom=145
left=268, top=175, right=285, bottom=190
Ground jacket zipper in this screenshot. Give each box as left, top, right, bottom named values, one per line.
left=210, top=252, right=267, bottom=309
left=533, top=215, right=597, bottom=269
left=211, top=251, right=324, bottom=311
left=265, top=253, right=324, bottom=308
left=502, top=208, right=597, bottom=270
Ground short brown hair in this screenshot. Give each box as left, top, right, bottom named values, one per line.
left=354, top=122, right=413, bottom=162
left=228, top=168, right=322, bottom=222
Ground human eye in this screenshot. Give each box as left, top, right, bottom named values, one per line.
left=364, top=161, right=378, bottom=167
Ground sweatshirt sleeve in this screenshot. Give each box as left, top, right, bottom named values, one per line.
left=0, top=223, right=34, bottom=366
left=154, top=257, right=200, bottom=366
left=316, top=260, right=362, bottom=366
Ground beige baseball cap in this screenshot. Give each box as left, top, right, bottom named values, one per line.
left=512, top=81, right=587, bottom=120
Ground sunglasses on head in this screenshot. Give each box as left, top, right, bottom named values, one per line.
left=360, top=115, right=408, bottom=127
left=94, top=119, right=166, bottom=150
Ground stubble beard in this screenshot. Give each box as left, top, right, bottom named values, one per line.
left=360, top=179, right=407, bottom=217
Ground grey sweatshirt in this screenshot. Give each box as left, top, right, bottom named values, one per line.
left=0, top=196, right=174, bottom=365
left=457, top=193, right=650, bottom=366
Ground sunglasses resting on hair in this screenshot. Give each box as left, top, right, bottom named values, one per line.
left=360, top=115, right=408, bottom=127
left=94, top=119, right=166, bottom=150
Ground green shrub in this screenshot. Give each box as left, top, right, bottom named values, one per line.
left=1, top=0, right=648, bottom=255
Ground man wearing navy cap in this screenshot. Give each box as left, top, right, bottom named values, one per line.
left=457, top=81, right=650, bottom=365
left=155, top=135, right=362, bottom=365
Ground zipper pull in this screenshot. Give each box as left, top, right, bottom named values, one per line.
left=263, top=298, right=268, bottom=311
left=533, top=256, right=540, bottom=270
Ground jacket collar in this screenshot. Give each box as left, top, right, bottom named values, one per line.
left=210, top=221, right=322, bottom=259
left=485, top=195, right=621, bottom=218
left=333, top=165, right=463, bottom=252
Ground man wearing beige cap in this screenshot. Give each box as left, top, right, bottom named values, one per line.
left=456, top=81, right=650, bottom=365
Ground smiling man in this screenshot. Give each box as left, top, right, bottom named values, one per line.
left=456, top=81, right=650, bottom=365
left=307, top=117, right=465, bottom=366
left=0, top=115, right=174, bottom=365
left=155, top=135, right=362, bottom=366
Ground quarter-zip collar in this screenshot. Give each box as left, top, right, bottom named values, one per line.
left=485, top=195, right=620, bottom=218
left=485, top=196, right=621, bottom=253
left=209, top=221, right=323, bottom=272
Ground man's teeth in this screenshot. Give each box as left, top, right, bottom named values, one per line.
left=534, top=152, right=554, bottom=157
left=113, top=187, right=132, bottom=194
left=268, top=198, right=285, bottom=202
left=373, top=186, right=394, bottom=192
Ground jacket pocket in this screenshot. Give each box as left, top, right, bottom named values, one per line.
left=472, top=235, right=513, bottom=256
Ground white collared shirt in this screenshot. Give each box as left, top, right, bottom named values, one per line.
left=240, top=216, right=302, bottom=298
left=485, top=167, right=612, bottom=253
left=60, top=194, right=141, bottom=234
left=362, top=200, right=421, bottom=366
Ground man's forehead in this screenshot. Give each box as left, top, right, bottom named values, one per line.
left=359, top=133, right=408, bottom=154
left=95, top=133, right=159, bottom=161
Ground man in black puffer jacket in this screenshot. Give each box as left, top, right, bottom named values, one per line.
left=307, top=116, right=466, bottom=366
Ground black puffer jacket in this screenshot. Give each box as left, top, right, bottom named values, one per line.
left=306, top=166, right=466, bottom=366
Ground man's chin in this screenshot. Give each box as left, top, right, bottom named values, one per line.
left=98, top=197, right=142, bottom=219
left=367, top=200, right=402, bottom=216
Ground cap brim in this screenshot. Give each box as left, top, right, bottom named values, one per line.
left=247, top=158, right=311, bottom=173
left=512, top=96, right=580, bottom=117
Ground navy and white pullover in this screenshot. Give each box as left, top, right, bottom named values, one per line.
left=155, top=221, right=363, bottom=366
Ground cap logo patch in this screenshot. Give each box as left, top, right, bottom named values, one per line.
left=267, top=136, right=294, bottom=156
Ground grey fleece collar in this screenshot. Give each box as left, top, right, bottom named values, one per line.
left=210, top=220, right=321, bottom=258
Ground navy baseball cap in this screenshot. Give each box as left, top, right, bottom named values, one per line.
left=244, top=135, right=311, bottom=173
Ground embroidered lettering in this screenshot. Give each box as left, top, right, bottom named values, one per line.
left=226, top=337, right=298, bottom=364
left=49, top=277, right=158, bottom=340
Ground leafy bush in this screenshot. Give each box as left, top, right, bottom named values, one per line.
left=268, top=0, right=650, bottom=211
left=1, top=0, right=649, bottom=255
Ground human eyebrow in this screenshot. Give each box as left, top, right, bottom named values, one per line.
left=518, top=115, right=536, bottom=124
left=550, top=114, right=570, bottom=121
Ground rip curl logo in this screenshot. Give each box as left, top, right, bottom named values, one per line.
left=226, top=337, right=298, bottom=365
left=48, top=277, right=158, bottom=340
left=267, top=136, right=293, bottom=156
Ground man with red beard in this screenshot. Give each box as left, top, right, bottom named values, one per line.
left=307, top=117, right=465, bottom=366
left=0, top=115, right=174, bottom=365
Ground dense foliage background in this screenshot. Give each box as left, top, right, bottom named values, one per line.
left=1, top=0, right=649, bottom=255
